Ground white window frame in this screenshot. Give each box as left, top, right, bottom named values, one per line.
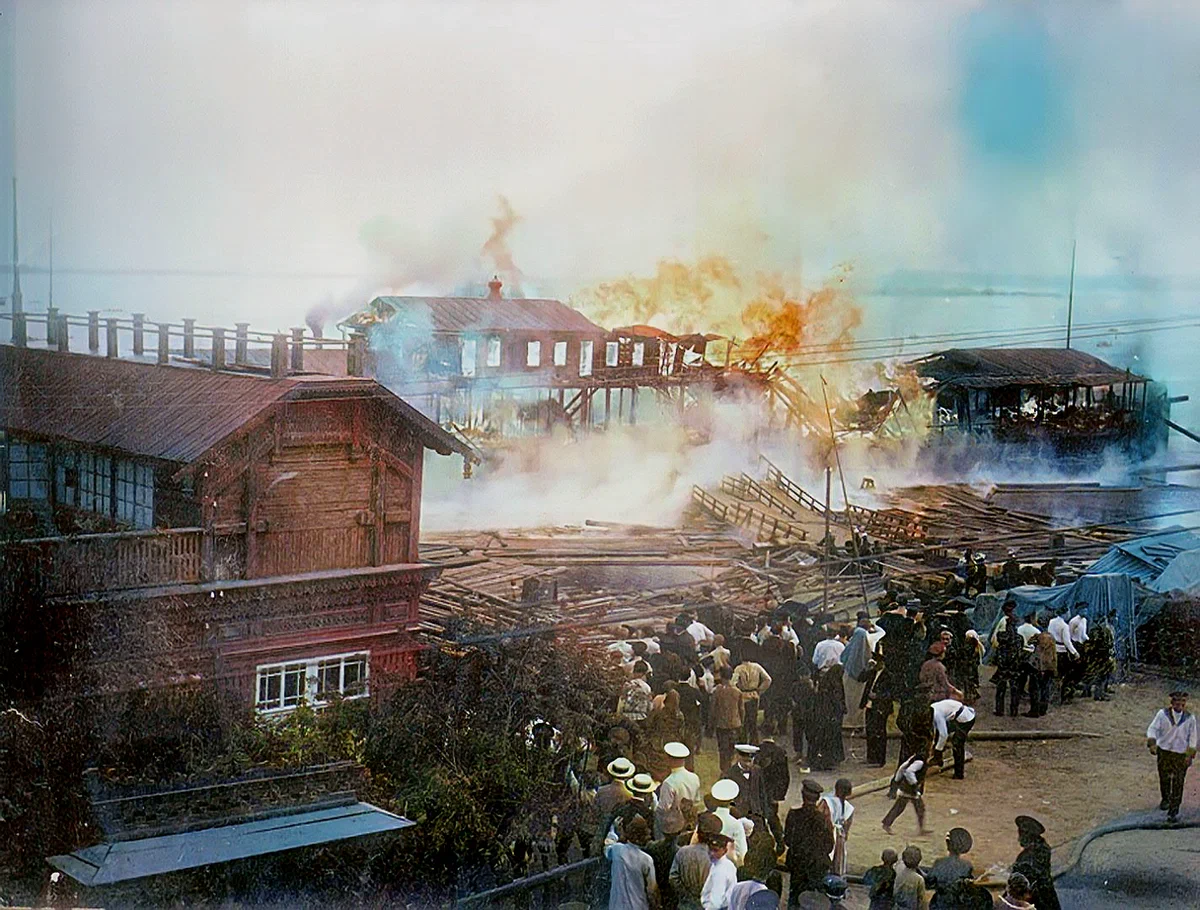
left=605, top=341, right=619, bottom=367
left=553, top=340, right=568, bottom=367
left=255, top=651, right=370, bottom=714
left=579, top=340, right=594, bottom=377
left=486, top=336, right=502, bottom=368
left=632, top=342, right=645, bottom=367
left=460, top=338, right=478, bottom=377
left=8, top=440, right=49, bottom=501
left=526, top=340, right=541, bottom=367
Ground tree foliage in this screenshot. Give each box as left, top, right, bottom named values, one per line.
left=364, top=630, right=624, bottom=897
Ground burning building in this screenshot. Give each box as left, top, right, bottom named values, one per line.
left=341, top=278, right=722, bottom=438
left=912, top=347, right=1171, bottom=457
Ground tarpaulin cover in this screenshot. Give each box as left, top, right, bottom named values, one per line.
left=972, top=574, right=1147, bottom=662
left=1150, top=549, right=1200, bottom=594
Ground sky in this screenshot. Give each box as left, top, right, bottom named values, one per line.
left=4, top=0, right=1200, bottom=342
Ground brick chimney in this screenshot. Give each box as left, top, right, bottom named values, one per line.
left=487, top=276, right=503, bottom=301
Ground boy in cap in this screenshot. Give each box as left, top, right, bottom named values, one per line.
left=783, top=778, right=834, bottom=905
left=1146, top=689, right=1197, bottom=823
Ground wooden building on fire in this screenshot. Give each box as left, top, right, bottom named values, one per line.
left=340, top=278, right=720, bottom=436
left=0, top=322, right=474, bottom=709
left=912, top=347, right=1172, bottom=457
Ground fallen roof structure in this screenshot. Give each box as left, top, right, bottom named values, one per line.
left=912, top=348, right=1142, bottom=390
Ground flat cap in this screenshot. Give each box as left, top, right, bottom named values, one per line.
left=801, top=778, right=823, bottom=796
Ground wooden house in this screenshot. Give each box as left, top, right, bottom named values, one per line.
left=0, top=342, right=473, bottom=709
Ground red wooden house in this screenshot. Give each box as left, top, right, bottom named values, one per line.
left=0, top=342, right=473, bottom=709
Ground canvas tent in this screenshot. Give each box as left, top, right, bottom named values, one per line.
left=1085, top=528, right=1200, bottom=585
left=973, top=573, right=1143, bottom=661
left=1150, top=549, right=1200, bottom=595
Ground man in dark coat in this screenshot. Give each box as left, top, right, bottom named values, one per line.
left=1011, top=815, right=1061, bottom=910
left=783, top=778, right=834, bottom=905
left=755, top=738, right=790, bottom=848
left=992, top=600, right=1024, bottom=717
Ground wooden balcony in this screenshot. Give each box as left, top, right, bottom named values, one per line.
left=4, top=527, right=205, bottom=596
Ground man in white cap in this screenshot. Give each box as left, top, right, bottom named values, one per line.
left=709, top=778, right=748, bottom=867
left=658, top=742, right=702, bottom=838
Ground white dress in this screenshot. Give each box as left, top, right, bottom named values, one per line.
left=821, top=794, right=855, bottom=876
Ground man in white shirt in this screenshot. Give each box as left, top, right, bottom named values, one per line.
left=931, top=698, right=977, bottom=780
left=657, top=742, right=702, bottom=837
left=685, top=613, right=716, bottom=649
left=1016, top=613, right=1041, bottom=648
left=811, top=627, right=846, bottom=670
left=1070, top=607, right=1091, bottom=696
left=1047, top=608, right=1079, bottom=702
left=1146, top=689, right=1198, bottom=823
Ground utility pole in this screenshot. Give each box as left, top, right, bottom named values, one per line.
left=1065, top=239, right=1076, bottom=349
left=9, top=176, right=20, bottom=314
left=821, top=375, right=870, bottom=608
left=823, top=464, right=831, bottom=615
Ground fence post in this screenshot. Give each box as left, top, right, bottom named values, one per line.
left=132, top=313, right=145, bottom=356
left=271, top=333, right=288, bottom=378
left=56, top=314, right=69, bottom=352
left=235, top=322, right=249, bottom=365
left=106, top=318, right=119, bottom=358
left=46, top=305, right=58, bottom=347
left=290, top=327, right=305, bottom=371
left=183, top=318, right=195, bottom=358
left=211, top=327, right=226, bottom=371
left=157, top=322, right=170, bottom=364
left=12, top=311, right=26, bottom=346
left=88, top=311, right=100, bottom=352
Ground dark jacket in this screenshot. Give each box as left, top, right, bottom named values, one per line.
left=1012, top=839, right=1061, bottom=910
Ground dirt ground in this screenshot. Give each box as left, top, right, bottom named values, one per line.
left=692, top=666, right=1200, bottom=885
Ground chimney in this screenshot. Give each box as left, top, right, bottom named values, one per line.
left=487, top=276, right=503, bottom=301
left=132, top=313, right=145, bottom=356
left=157, top=322, right=170, bottom=364
left=88, top=311, right=100, bottom=353
left=106, top=318, right=119, bottom=358
left=270, top=333, right=288, bottom=378
left=211, top=327, right=226, bottom=371
left=347, top=331, right=366, bottom=377
left=234, top=322, right=249, bottom=365
left=290, top=327, right=305, bottom=371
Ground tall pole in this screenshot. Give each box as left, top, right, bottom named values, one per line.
left=823, top=464, right=832, bottom=615
left=821, top=375, right=870, bottom=608
left=47, top=209, right=53, bottom=308
left=1065, top=239, right=1076, bottom=350
left=10, top=176, right=21, bottom=314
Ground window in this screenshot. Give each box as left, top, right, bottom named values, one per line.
left=486, top=336, right=502, bottom=367
left=79, top=452, right=112, bottom=516
left=56, top=450, right=79, bottom=506
left=526, top=340, right=541, bottom=367
left=460, top=338, right=477, bottom=377
left=553, top=340, right=568, bottom=367
left=115, top=459, right=154, bottom=529
left=8, top=441, right=48, bottom=500
left=255, top=652, right=370, bottom=713
left=632, top=342, right=645, bottom=367
left=579, top=340, right=594, bottom=377
left=605, top=341, right=619, bottom=367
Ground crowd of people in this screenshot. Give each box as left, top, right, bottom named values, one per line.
left=584, top=592, right=1092, bottom=908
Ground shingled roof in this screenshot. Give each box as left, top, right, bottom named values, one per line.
left=0, top=344, right=474, bottom=465
left=345, top=294, right=605, bottom=335
left=912, top=348, right=1141, bottom=389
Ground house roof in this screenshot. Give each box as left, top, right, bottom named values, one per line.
left=48, top=801, right=413, bottom=886
left=0, top=344, right=474, bottom=464
left=345, top=294, right=606, bottom=335
left=912, top=348, right=1141, bottom=389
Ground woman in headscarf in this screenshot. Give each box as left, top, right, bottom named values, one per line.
left=1011, top=815, right=1061, bottom=910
